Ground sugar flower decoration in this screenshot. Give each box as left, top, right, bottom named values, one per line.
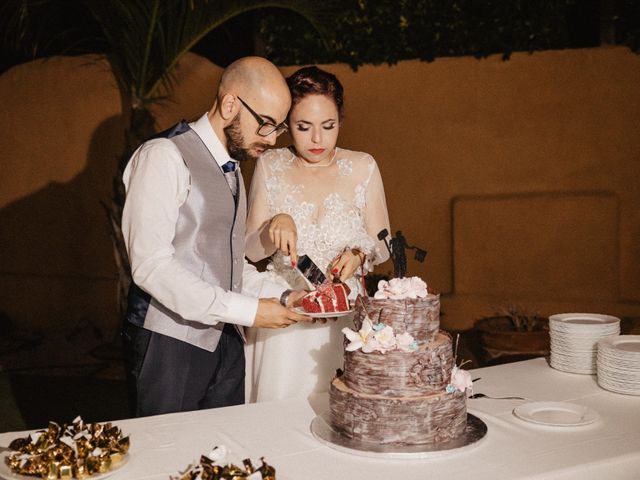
left=446, top=334, right=473, bottom=394
left=342, top=318, right=417, bottom=354
left=449, top=365, right=473, bottom=393
left=396, top=332, right=419, bottom=352
left=343, top=317, right=380, bottom=353
left=372, top=325, right=397, bottom=353
left=374, top=276, right=428, bottom=300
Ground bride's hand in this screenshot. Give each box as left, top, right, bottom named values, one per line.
left=268, top=213, right=298, bottom=264
left=286, top=290, right=309, bottom=308
left=330, top=249, right=365, bottom=282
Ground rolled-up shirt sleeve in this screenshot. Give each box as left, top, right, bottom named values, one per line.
left=122, top=140, right=285, bottom=328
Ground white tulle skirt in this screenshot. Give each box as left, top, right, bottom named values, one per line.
left=245, top=312, right=353, bottom=403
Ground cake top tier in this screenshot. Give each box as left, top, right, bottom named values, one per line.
left=354, top=296, right=440, bottom=346
left=373, top=276, right=431, bottom=300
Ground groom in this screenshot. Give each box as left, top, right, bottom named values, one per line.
left=121, top=56, right=309, bottom=417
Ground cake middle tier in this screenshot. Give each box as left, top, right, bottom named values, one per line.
left=343, top=331, right=454, bottom=396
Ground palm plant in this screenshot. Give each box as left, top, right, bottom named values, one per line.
left=2, top=0, right=337, bottom=316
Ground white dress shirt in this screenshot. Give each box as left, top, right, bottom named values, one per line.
left=122, top=113, right=285, bottom=327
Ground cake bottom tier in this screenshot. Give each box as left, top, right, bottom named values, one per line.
left=329, top=377, right=467, bottom=445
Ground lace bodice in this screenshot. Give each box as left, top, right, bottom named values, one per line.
left=246, top=147, right=390, bottom=295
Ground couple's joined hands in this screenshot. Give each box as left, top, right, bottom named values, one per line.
left=269, top=214, right=364, bottom=281
left=254, top=291, right=309, bottom=329
left=253, top=291, right=343, bottom=328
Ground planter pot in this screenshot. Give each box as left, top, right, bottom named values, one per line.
left=474, top=316, right=550, bottom=363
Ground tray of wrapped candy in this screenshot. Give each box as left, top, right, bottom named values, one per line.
left=170, top=445, right=275, bottom=480
left=1, top=416, right=129, bottom=479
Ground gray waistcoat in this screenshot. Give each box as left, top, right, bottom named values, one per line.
left=139, top=128, right=246, bottom=352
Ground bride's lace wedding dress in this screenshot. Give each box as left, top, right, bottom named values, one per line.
left=244, top=147, right=390, bottom=402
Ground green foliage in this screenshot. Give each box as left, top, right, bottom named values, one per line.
left=82, top=1, right=335, bottom=113
left=491, top=305, right=547, bottom=332
left=615, top=0, right=640, bottom=52
left=1, top=0, right=336, bottom=117
left=260, top=0, right=639, bottom=69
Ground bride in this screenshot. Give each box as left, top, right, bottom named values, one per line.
left=244, top=66, right=390, bottom=402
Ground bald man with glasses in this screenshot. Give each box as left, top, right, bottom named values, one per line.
left=121, top=57, right=310, bottom=417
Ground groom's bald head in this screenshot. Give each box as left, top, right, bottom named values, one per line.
left=215, top=57, right=290, bottom=125
left=219, top=57, right=289, bottom=104
left=209, top=57, right=290, bottom=158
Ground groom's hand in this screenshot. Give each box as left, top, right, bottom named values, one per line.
left=254, top=298, right=310, bottom=328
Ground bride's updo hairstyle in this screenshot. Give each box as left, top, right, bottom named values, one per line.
left=286, top=66, right=344, bottom=121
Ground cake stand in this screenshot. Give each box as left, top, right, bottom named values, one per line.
left=310, top=412, right=487, bottom=459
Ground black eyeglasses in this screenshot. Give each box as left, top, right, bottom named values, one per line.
left=237, top=96, right=288, bottom=137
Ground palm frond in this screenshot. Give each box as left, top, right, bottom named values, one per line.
left=1, top=0, right=104, bottom=62
left=84, top=0, right=338, bottom=110
left=1, top=0, right=39, bottom=54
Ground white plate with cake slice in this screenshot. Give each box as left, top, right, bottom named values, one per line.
left=293, top=307, right=354, bottom=318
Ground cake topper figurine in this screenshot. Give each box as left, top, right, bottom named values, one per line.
left=378, top=229, right=427, bottom=278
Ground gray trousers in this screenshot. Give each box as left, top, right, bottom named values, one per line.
left=122, top=321, right=244, bottom=417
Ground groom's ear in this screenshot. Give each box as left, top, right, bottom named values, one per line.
left=220, top=94, right=239, bottom=122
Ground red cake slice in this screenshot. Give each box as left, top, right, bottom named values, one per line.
left=302, top=282, right=351, bottom=313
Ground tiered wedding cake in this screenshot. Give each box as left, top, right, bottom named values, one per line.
left=329, top=277, right=470, bottom=445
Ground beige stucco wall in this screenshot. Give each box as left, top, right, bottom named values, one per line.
left=1, top=47, right=639, bottom=331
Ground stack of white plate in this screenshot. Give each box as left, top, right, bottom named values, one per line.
left=597, top=335, right=640, bottom=395
left=549, top=313, right=620, bottom=374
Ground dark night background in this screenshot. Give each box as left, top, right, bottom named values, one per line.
left=2, top=0, right=638, bottom=74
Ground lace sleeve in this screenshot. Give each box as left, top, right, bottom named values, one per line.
left=342, top=154, right=391, bottom=273
left=362, top=155, right=391, bottom=269
left=245, top=156, right=276, bottom=262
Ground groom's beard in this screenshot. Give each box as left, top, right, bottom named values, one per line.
left=224, top=114, right=268, bottom=162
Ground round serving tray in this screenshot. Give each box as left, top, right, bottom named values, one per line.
left=310, top=411, right=487, bottom=459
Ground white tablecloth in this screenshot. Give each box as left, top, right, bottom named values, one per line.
left=2, top=358, right=639, bottom=479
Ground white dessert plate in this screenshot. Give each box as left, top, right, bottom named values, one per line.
left=293, top=307, right=353, bottom=318
left=549, top=313, right=620, bottom=328
left=0, top=452, right=129, bottom=480
left=597, top=375, right=640, bottom=395
left=598, top=335, right=640, bottom=354
left=596, top=336, right=640, bottom=395
left=513, top=401, right=598, bottom=426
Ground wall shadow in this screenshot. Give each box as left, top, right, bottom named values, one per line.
left=0, top=114, right=125, bottom=332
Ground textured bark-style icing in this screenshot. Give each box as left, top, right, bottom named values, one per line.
left=330, top=377, right=467, bottom=445
left=354, top=295, right=440, bottom=344
left=343, top=331, right=454, bottom=396
left=330, top=293, right=467, bottom=446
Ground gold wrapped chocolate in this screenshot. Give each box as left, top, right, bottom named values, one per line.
left=109, top=452, right=124, bottom=465
left=97, top=457, right=111, bottom=473
left=170, top=447, right=276, bottom=480
left=258, top=458, right=276, bottom=480
left=73, top=463, right=88, bottom=479
left=8, top=436, right=30, bottom=451
left=47, top=461, right=60, bottom=480
left=59, top=464, right=73, bottom=480
left=4, top=416, right=129, bottom=479
left=242, top=459, right=255, bottom=473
